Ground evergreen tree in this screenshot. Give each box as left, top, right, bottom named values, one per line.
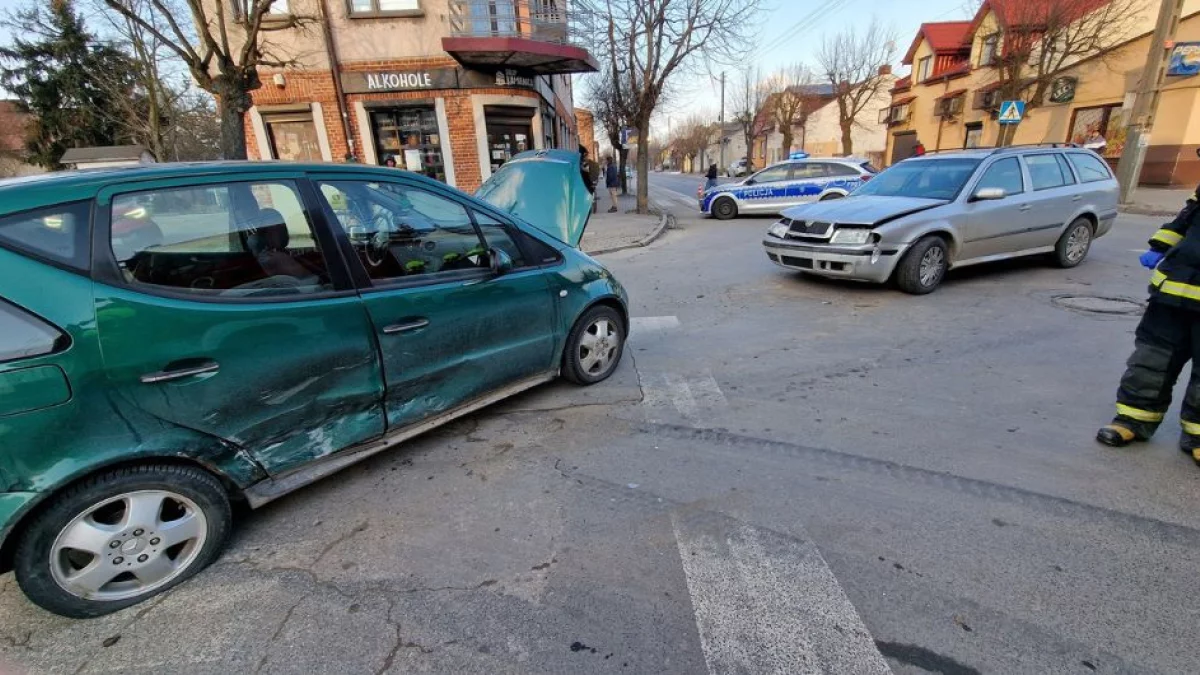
left=0, top=0, right=137, bottom=168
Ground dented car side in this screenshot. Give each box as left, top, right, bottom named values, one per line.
left=0, top=159, right=626, bottom=617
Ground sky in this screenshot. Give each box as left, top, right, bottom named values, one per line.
left=649, top=0, right=975, bottom=134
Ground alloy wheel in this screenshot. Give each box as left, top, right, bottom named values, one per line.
left=50, top=490, right=208, bottom=601
left=578, top=318, right=621, bottom=377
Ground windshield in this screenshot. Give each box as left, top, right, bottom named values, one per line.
left=854, top=158, right=981, bottom=200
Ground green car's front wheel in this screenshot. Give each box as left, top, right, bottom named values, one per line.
left=14, top=464, right=231, bottom=618
left=562, top=305, right=626, bottom=385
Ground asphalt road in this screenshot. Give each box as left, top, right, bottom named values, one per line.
left=3, top=174, right=1199, bottom=675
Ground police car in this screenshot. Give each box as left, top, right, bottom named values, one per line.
left=700, top=153, right=878, bottom=220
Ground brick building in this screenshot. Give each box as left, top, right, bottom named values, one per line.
left=227, top=0, right=596, bottom=192
left=574, top=107, right=597, bottom=157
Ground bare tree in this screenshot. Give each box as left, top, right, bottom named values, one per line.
left=988, top=0, right=1146, bottom=145
left=100, top=0, right=315, bottom=159
left=592, top=0, right=764, bottom=213
left=731, top=66, right=765, bottom=173
left=762, top=63, right=817, bottom=157
left=665, top=114, right=712, bottom=173
left=816, top=20, right=897, bottom=156
left=584, top=71, right=633, bottom=193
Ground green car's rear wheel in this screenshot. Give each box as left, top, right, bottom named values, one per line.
left=14, top=464, right=231, bottom=618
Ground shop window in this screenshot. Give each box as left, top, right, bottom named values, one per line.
left=370, top=107, right=446, bottom=181
left=264, top=111, right=322, bottom=161
left=1067, top=104, right=1126, bottom=160
left=485, top=106, right=534, bottom=174
left=349, top=0, right=421, bottom=16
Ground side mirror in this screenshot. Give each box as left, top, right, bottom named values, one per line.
left=490, top=247, right=514, bottom=276
left=971, top=187, right=1006, bottom=202
left=744, top=178, right=756, bottom=185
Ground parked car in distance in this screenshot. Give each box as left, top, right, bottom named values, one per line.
left=727, top=159, right=750, bottom=177
left=701, top=157, right=878, bottom=220
left=0, top=151, right=628, bottom=618
left=762, top=146, right=1118, bottom=294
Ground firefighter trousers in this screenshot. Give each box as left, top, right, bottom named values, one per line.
left=1114, top=301, right=1200, bottom=437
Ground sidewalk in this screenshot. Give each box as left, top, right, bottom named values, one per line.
left=581, top=191, right=668, bottom=255
left=1122, top=187, right=1192, bottom=216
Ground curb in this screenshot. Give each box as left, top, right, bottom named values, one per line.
left=1119, top=205, right=1175, bottom=217
left=586, top=199, right=673, bottom=256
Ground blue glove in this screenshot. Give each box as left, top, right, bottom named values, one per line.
left=1140, top=249, right=1165, bottom=269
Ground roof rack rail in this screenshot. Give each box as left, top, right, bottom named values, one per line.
left=989, top=143, right=1080, bottom=155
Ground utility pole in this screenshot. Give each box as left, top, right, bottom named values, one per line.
left=1115, top=0, right=1185, bottom=204
left=719, top=71, right=726, bottom=171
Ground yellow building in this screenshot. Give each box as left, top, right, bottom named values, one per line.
left=883, top=0, right=1200, bottom=186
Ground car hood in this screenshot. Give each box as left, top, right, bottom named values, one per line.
left=475, top=149, right=591, bottom=247
left=779, top=195, right=949, bottom=225
left=706, top=179, right=747, bottom=195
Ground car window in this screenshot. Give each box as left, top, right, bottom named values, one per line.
left=976, top=158, right=1024, bottom=196
left=860, top=161, right=881, bottom=174
left=822, top=163, right=861, bottom=178
left=750, top=165, right=790, bottom=184
left=0, top=201, right=91, bottom=270
left=0, top=299, right=66, bottom=363
left=1054, top=154, right=1077, bottom=185
left=473, top=211, right=526, bottom=268
left=1067, top=153, right=1112, bottom=183
left=318, top=180, right=488, bottom=283
left=1024, top=154, right=1070, bottom=190
left=855, top=159, right=981, bottom=201
left=109, top=181, right=333, bottom=298
left=791, top=163, right=825, bottom=180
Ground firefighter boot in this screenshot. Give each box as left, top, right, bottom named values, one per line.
left=1096, top=420, right=1155, bottom=448
left=1181, top=431, right=1200, bottom=466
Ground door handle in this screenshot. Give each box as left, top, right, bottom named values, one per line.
left=1072, top=195, right=1083, bottom=202
left=1019, top=204, right=1033, bottom=212
left=140, top=360, right=219, bottom=384
left=382, top=318, right=430, bottom=335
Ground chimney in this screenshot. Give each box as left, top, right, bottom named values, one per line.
left=878, top=64, right=893, bottom=76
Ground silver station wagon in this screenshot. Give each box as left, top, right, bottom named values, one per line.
left=761, top=146, right=1119, bottom=294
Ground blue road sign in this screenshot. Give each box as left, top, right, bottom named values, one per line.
left=998, top=100, right=1026, bottom=125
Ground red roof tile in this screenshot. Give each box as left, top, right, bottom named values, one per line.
left=903, top=21, right=973, bottom=64
left=972, top=0, right=1111, bottom=33
left=892, top=76, right=912, bottom=92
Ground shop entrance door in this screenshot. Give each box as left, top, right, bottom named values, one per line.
left=485, top=106, right=535, bottom=174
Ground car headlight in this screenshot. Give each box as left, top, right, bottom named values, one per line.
left=830, top=228, right=872, bottom=245
left=768, top=222, right=790, bottom=238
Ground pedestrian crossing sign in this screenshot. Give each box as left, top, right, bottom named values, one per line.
left=998, top=100, right=1025, bottom=125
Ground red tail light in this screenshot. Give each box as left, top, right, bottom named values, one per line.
left=861, top=174, right=873, bottom=181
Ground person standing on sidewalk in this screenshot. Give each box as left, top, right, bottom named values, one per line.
left=705, top=163, right=719, bottom=190
left=605, top=156, right=620, bottom=213
left=1096, top=186, right=1200, bottom=468
left=580, top=146, right=600, bottom=213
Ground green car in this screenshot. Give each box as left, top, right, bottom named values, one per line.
left=0, top=150, right=627, bottom=617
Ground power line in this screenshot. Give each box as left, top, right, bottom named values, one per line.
left=754, top=0, right=853, bottom=58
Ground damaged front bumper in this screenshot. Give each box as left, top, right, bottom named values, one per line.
left=762, top=239, right=907, bottom=284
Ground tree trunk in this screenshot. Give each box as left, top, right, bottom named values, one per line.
left=781, top=128, right=793, bottom=157
left=840, top=120, right=853, bottom=156
left=618, top=146, right=629, bottom=194
left=215, top=85, right=251, bottom=160
left=636, top=122, right=650, bottom=214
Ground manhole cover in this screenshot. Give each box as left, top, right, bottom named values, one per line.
left=1051, top=294, right=1145, bottom=315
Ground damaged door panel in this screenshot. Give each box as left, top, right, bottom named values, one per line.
left=93, top=179, right=387, bottom=477
left=309, top=176, right=558, bottom=430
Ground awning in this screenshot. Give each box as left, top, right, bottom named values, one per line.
left=890, top=95, right=916, bottom=107
left=936, top=89, right=967, bottom=101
